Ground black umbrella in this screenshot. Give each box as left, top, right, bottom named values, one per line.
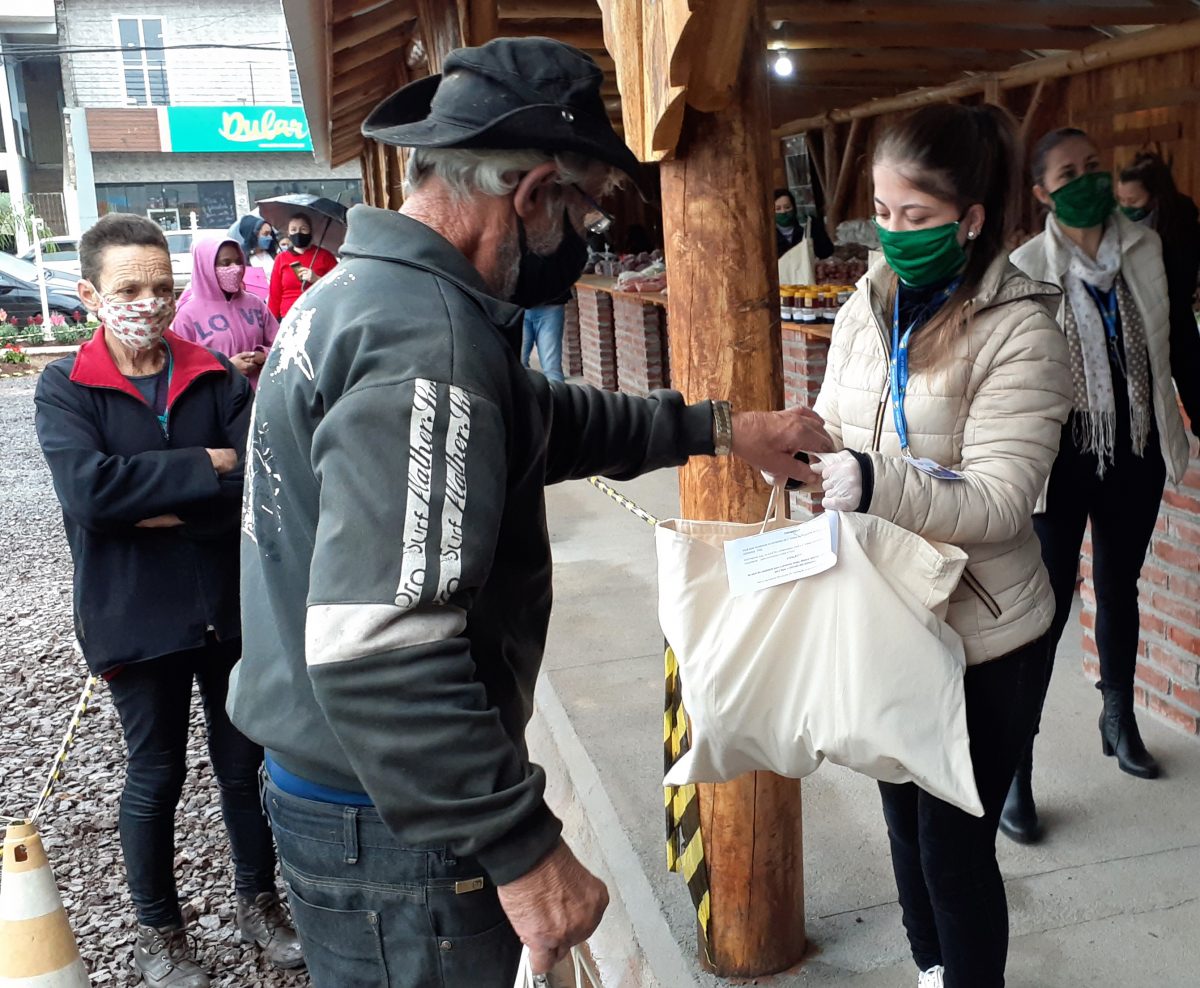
left=256, top=194, right=349, bottom=254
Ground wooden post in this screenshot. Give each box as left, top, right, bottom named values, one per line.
left=659, top=0, right=806, bottom=977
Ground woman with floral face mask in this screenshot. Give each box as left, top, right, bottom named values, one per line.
left=1006, top=130, right=1197, bottom=845
left=173, top=237, right=279, bottom=388
left=32, top=213, right=302, bottom=986
left=811, top=103, right=1072, bottom=988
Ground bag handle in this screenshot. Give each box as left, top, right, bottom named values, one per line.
left=513, top=945, right=601, bottom=988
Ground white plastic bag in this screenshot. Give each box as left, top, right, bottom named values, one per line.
left=656, top=496, right=983, bottom=816
left=513, top=944, right=601, bottom=988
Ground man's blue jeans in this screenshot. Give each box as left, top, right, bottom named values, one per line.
left=521, top=304, right=566, bottom=382
left=263, top=775, right=522, bottom=987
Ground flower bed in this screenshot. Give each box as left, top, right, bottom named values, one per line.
left=0, top=307, right=96, bottom=348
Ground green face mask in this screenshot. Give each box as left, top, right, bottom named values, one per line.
left=776, top=210, right=797, bottom=228
left=874, top=219, right=967, bottom=288
left=1049, top=171, right=1114, bottom=229
left=1120, top=204, right=1151, bottom=222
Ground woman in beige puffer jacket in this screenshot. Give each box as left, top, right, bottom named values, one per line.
left=810, top=103, right=1072, bottom=988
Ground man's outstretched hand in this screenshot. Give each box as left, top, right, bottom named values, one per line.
left=732, top=406, right=834, bottom=487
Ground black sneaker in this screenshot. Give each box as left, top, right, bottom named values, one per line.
left=133, top=924, right=211, bottom=988
left=236, top=891, right=305, bottom=969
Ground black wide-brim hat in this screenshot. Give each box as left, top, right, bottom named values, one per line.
left=361, top=37, right=648, bottom=197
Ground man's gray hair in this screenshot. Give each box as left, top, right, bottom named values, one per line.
left=405, top=147, right=622, bottom=200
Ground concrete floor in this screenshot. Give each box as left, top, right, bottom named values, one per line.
left=532, top=469, right=1200, bottom=988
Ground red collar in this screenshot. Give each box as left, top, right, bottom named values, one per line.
left=70, top=327, right=226, bottom=408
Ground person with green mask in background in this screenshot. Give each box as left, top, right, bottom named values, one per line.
left=773, top=187, right=833, bottom=259
left=1007, top=129, right=1199, bottom=848
left=807, top=102, right=1072, bottom=988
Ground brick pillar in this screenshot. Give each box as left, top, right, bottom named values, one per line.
left=781, top=325, right=830, bottom=520
left=1079, top=435, right=1200, bottom=737
left=576, top=284, right=617, bottom=391
left=562, top=291, right=583, bottom=378
left=614, top=295, right=666, bottom=397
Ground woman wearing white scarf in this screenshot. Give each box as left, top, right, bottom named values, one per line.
left=1009, top=128, right=1196, bottom=846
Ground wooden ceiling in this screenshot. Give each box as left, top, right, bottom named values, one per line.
left=301, top=0, right=1200, bottom=166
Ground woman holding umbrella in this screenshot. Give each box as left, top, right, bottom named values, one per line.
left=267, top=212, right=338, bottom=321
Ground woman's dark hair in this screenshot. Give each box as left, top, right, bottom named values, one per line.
left=773, top=188, right=797, bottom=209
left=288, top=212, right=312, bottom=228
left=236, top=213, right=277, bottom=258
left=80, top=213, right=169, bottom=288
left=874, top=102, right=1023, bottom=370
left=1118, top=151, right=1190, bottom=242
left=1031, top=127, right=1091, bottom=188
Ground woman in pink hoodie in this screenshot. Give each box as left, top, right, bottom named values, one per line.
left=173, top=237, right=279, bottom=387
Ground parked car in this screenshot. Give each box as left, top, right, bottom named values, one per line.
left=164, top=229, right=228, bottom=293
left=0, top=251, right=82, bottom=295
left=0, top=256, right=85, bottom=324
left=19, top=237, right=82, bottom=278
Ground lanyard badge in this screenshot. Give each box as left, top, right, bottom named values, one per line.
left=890, top=284, right=966, bottom=481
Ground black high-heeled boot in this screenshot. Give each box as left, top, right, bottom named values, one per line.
left=1098, top=686, right=1160, bottom=779
left=999, top=746, right=1041, bottom=844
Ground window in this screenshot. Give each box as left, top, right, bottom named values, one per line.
left=286, top=41, right=301, bottom=105
left=246, top=179, right=363, bottom=209
left=96, top=181, right=236, bottom=231
left=118, top=17, right=170, bottom=106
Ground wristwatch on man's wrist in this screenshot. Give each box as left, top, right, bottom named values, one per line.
left=712, top=400, right=733, bottom=456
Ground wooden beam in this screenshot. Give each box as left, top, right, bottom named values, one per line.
left=766, top=22, right=1104, bottom=51
left=660, top=2, right=806, bottom=971
left=333, top=0, right=394, bottom=24
left=334, top=26, right=414, bottom=74
left=776, top=16, right=1200, bottom=134
left=830, top=116, right=866, bottom=226
left=332, top=1, right=417, bottom=52
left=333, top=51, right=409, bottom=97
left=332, top=86, right=393, bottom=119
left=499, top=0, right=602, bottom=17
left=1018, top=78, right=1046, bottom=145
left=461, top=0, right=500, bottom=45
left=789, top=48, right=1032, bottom=73
left=765, top=2, right=1198, bottom=27
left=822, top=121, right=838, bottom=208
left=417, top=0, right=466, bottom=73
left=497, top=20, right=606, bottom=49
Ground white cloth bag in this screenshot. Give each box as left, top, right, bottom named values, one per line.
left=778, top=217, right=817, bottom=286
left=656, top=500, right=984, bottom=816
left=513, top=945, right=601, bottom=988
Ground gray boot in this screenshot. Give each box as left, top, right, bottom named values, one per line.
left=133, top=924, right=211, bottom=988
left=236, top=892, right=305, bottom=970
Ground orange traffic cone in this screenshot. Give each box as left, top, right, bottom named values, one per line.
left=0, top=821, right=89, bottom=987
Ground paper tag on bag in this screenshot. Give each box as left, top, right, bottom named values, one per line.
left=724, top=512, right=839, bottom=597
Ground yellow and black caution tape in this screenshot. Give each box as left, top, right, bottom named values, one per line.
left=30, top=675, right=97, bottom=824
left=585, top=476, right=712, bottom=961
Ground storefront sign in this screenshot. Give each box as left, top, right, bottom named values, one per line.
left=163, top=106, right=313, bottom=153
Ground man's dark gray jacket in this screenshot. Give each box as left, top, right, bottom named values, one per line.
left=229, top=205, right=715, bottom=884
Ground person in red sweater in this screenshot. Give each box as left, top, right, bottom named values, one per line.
left=267, top=212, right=337, bottom=320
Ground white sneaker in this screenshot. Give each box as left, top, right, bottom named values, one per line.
left=917, top=967, right=945, bottom=988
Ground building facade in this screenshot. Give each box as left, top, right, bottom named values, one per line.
left=56, top=0, right=361, bottom=236
left=1, top=0, right=68, bottom=245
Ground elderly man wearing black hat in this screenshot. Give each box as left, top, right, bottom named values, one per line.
left=228, top=37, right=830, bottom=986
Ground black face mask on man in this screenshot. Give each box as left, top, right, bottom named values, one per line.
left=511, top=208, right=588, bottom=309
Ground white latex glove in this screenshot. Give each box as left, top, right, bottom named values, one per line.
left=811, top=450, right=862, bottom=511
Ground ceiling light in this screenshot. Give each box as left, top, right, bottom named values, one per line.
left=773, top=52, right=794, bottom=77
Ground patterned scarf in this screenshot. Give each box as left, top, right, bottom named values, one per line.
left=1046, top=216, right=1152, bottom=475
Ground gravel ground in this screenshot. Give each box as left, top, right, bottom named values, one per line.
left=0, top=375, right=309, bottom=986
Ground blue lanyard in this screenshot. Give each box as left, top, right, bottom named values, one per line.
left=1083, top=283, right=1119, bottom=342
left=156, top=345, right=174, bottom=437
left=890, top=280, right=959, bottom=455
